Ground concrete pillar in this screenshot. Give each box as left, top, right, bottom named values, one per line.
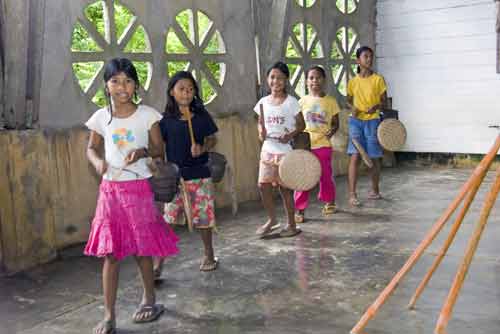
left=2, top=0, right=30, bottom=129
left=0, top=0, right=5, bottom=129
left=254, top=0, right=290, bottom=97
left=25, top=0, right=45, bottom=127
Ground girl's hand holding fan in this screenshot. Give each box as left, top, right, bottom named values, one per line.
left=279, top=132, right=293, bottom=144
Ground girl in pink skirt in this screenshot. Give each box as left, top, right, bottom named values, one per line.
left=85, top=58, right=178, bottom=334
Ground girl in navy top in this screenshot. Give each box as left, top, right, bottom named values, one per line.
left=157, top=71, right=219, bottom=272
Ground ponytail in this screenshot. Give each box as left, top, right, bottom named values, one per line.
left=355, top=46, right=374, bottom=74
left=105, top=89, right=113, bottom=125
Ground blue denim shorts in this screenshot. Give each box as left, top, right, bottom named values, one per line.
left=347, top=117, right=383, bottom=158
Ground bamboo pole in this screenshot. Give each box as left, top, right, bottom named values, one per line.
left=259, top=103, right=265, bottom=135
left=407, top=145, right=498, bottom=309
left=352, top=137, right=373, bottom=168
left=182, top=110, right=195, bottom=232
left=350, top=135, right=500, bottom=334
left=186, top=110, right=196, bottom=145
left=180, top=178, right=193, bottom=232
left=435, top=166, right=500, bottom=334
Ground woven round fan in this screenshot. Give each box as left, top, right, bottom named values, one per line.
left=377, top=119, right=407, bottom=151
left=279, top=149, right=321, bottom=191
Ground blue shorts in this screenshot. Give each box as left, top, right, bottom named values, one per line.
left=347, top=117, right=383, bottom=158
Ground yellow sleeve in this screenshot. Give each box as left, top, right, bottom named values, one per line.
left=377, top=75, right=387, bottom=96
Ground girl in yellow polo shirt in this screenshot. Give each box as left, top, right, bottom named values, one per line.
left=294, top=66, right=340, bottom=223
left=347, top=46, right=387, bottom=206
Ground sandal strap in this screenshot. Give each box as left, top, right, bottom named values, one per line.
left=279, top=227, right=301, bottom=237
left=133, top=303, right=164, bottom=321
left=200, top=258, right=218, bottom=271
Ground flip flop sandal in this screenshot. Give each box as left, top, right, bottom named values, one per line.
left=279, top=227, right=302, bottom=238
left=322, top=203, right=337, bottom=215
left=368, top=192, right=382, bottom=200
left=349, top=194, right=361, bottom=207
left=256, top=222, right=281, bottom=236
left=294, top=212, right=305, bottom=224
left=132, top=304, right=165, bottom=324
left=93, top=319, right=116, bottom=334
left=200, top=258, right=218, bottom=272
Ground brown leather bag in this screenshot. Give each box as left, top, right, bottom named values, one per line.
left=148, top=159, right=180, bottom=203
left=291, top=132, right=311, bottom=150
left=207, top=151, right=227, bottom=183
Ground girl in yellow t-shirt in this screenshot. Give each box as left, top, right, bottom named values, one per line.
left=346, top=46, right=387, bottom=206
left=294, top=66, right=340, bottom=223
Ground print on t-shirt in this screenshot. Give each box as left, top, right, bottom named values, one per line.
left=112, top=128, right=136, bottom=148
left=305, top=104, right=328, bottom=127
left=266, top=115, right=286, bottom=126
left=253, top=95, right=300, bottom=154
left=85, top=104, right=162, bottom=181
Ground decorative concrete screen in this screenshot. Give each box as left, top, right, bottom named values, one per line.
left=39, top=0, right=256, bottom=128
left=285, top=0, right=374, bottom=100
left=0, top=0, right=378, bottom=273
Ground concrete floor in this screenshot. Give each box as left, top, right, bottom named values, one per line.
left=1, top=167, right=500, bottom=334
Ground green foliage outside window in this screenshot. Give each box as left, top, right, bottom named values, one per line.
left=72, top=1, right=224, bottom=106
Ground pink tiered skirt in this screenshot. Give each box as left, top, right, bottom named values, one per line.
left=84, top=179, right=179, bottom=260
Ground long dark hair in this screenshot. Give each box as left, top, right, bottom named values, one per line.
left=355, top=46, right=374, bottom=74
left=103, top=58, right=139, bottom=124
left=266, top=61, right=290, bottom=78
left=164, top=71, right=206, bottom=118
left=266, top=61, right=290, bottom=94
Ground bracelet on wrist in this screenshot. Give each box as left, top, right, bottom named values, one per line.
left=142, top=147, right=149, bottom=157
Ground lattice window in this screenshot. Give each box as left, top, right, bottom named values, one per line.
left=71, top=0, right=152, bottom=107
left=336, top=0, right=359, bottom=14
left=329, top=26, right=359, bottom=96
left=285, top=22, right=324, bottom=96
left=165, top=9, right=227, bottom=104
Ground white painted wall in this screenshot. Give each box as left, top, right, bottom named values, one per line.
left=376, top=0, right=500, bottom=154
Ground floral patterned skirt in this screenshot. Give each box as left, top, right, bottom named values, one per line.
left=164, top=178, right=216, bottom=229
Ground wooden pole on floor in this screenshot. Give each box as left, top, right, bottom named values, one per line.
left=350, top=135, right=500, bottom=334
left=180, top=178, right=193, bottom=232
left=434, top=166, right=500, bottom=334
left=408, top=137, right=500, bottom=309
